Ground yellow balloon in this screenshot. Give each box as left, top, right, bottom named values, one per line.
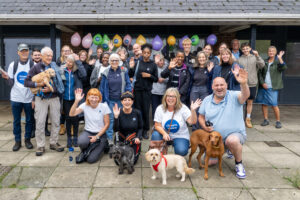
left=136, top=34, right=146, bottom=46
left=113, top=34, right=122, bottom=48
left=167, top=35, right=176, bottom=46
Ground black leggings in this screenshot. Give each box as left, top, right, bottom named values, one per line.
left=63, top=100, right=79, bottom=138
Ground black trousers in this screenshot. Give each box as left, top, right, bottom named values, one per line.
left=63, top=100, right=79, bottom=138
left=134, top=90, right=151, bottom=131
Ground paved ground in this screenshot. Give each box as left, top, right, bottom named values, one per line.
left=0, top=102, right=300, bottom=200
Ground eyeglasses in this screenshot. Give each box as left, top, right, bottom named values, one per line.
left=63, top=50, right=71, bottom=53
left=166, top=95, right=176, bottom=98
left=111, top=60, right=119, bottom=62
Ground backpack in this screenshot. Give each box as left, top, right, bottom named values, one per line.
left=13, top=59, right=34, bottom=76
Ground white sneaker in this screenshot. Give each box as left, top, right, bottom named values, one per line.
left=235, top=163, right=246, bottom=179
left=226, top=149, right=234, bottom=159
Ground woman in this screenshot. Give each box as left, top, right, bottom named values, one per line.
left=182, top=38, right=196, bottom=65
left=90, top=52, right=110, bottom=88
left=113, top=91, right=143, bottom=164
left=161, top=50, right=190, bottom=105
left=78, top=50, right=94, bottom=95
left=69, top=88, right=111, bottom=163
left=212, top=48, right=243, bottom=91
left=256, top=46, right=287, bottom=129
left=151, top=88, right=201, bottom=156
left=62, top=54, right=86, bottom=147
left=100, top=53, right=132, bottom=145
left=215, top=42, right=228, bottom=64
left=129, top=43, right=158, bottom=139
left=203, top=44, right=219, bottom=67
left=116, top=47, right=130, bottom=70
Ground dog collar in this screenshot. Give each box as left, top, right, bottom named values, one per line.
left=152, top=153, right=167, bottom=172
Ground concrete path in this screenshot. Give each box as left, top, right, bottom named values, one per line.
left=0, top=102, right=299, bottom=200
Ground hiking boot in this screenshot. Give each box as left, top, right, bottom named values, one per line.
left=25, top=139, right=33, bottom=149
left=12, top=141, right=21, bottom=151
left=260, top=119, right=269, bottom=126
left=142, top=130, right=149, bottom=140
left=59, top=124, right=66, bottom=135
left=275, top=121, right=282, bottom=129
left=245, top=118, right=253, bottom=128
left=45, top=128, right=51, bottom=136
left=50, top=143, right=64, bottom=152
left=235, top=163, right=246, bottom=179
left=36, top=147, right=45, bottom=156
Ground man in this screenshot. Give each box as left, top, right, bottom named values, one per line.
left=128, top=43, right=142, bottom=62
left=231, top=39, right=242, bottom=60
left=31, top=48, right=41, bottom=64
left=1, top=43, right=34, bottom=151
left=198, top=69, right=250, bottom=179
left=25, top=46, right=64, bottom=156
left=238, top=42, right=265, bottom=128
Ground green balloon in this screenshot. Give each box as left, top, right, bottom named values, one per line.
left=93, top=34, right=102, bottom=45
left=102, top=34, right=110, bottom=50
left=191, top=35, right=200, bottom=46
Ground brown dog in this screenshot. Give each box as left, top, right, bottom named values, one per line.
left=188, top=129, right=225, bottom=180
left=30, top=68, right=56, bottom=94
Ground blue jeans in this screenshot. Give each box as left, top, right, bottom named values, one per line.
left=151, top=131, right=190, bottom=156
left=106, top=100, right=122, bottom=140
left=11, top=101, right=33, bottom=142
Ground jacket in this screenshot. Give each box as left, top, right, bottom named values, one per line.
left=100, top=66, right=132, bottom=103
left=188, top=66, right=213, bottom=95
left=238, top=54, right=265, bottom=87
left=212, top=62, right=243, bottom=91
left=258, top=57, right=287, bottom=90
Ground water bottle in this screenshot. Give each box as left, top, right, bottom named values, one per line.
left=68, top=147, right=74, bottom=162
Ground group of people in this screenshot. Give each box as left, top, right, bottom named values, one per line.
left=1, top=37, right=287, bottom=179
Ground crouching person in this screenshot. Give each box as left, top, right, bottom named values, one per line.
left=69, top=88, right=110, bottom=163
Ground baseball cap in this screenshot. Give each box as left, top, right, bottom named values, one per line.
left=18, top=43, right=29, bottom=51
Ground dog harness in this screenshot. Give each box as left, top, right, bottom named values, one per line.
left=118, top=132, right=140, bottom=153
left=152, top=153, right=167, bottom=172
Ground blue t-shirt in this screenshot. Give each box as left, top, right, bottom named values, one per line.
left=199, top=91, right=246, bottom=140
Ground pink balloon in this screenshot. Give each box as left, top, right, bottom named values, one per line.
left=123, top=34, right=132, bottom=46
left=82, top=33, right=93, bottom=49
left=71, top=32, right=81, bottom=47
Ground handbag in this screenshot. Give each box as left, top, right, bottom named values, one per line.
left=149, top=112, right=175, bottom=155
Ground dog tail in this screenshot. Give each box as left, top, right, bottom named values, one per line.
left=184, top=163, right=195, bottom=174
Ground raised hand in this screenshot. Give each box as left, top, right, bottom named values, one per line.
left=231, top=64, right=240, bottom=76
left=277, top=51, right=285, bottom=59
left=190, top=98, right=202, bottom=111
left=168, top=58, right=177, bottom=70
left=234, top=68, right=248, bottom=85
left=88, top=48, right=93, bottom=57
left=108, top=40, right=114, bottom=52
left=74, top=88, right=84, bottom=102
left=73, top=53, right=79, bottom=61
left=252, top=50, right=259, bottom=57
left=0, top=68, right=9, bottom=80
left=88, top=58, right=96, bottom=66
left=207, top=61, right=214, bottom=72
left=154, top=54, right=161, bottom=64
left=113, top=103, right=121, bottom=118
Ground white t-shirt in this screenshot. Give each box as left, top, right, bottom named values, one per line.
left=154, top=104, right=191, bottom=140
left=8, top=60, right=34, bottom=103
left=79, top=102, right=111, bottom=133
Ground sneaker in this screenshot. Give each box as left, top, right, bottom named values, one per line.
left=226, top=149, right=234, bottom=159
left=245, top=118, right=253, bottom=128
left=50, top=143, right=64, bottom=152
left=36, top=147, right=45, bottom=156
left=25, top=139, right=33, bottom=149
left=235, top=163, right=246, bottom=179
left=12, top=141, right=21, bottom=151
left=142, top=130, right=149, bottom=140
left=275, top=121, right=282, bottom=129
left=260, top=119, right=269, bottom=126
left=59, top=124, right=66, bottom=135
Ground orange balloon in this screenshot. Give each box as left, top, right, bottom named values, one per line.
left=136, top=34, right=146, bottom=46
left=167, top=35, right=176, bottom=46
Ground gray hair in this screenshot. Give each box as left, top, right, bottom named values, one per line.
left=41, top=46, right=53, bottom=56
left=109, top=53, right=121, bottom=64
left=66, top=54, right=75, bottom=63
left=116, top=47, right=128, bottom=58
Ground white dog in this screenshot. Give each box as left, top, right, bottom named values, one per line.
left=145, top=149, right=195, bottom=185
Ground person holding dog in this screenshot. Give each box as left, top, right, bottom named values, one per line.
left=151, top=87, right=201, bottom=156
left=198, top=69, right=250, bottom=179
left=113, top=91, right=143, bottom=164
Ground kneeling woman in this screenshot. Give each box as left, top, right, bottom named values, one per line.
left=151, top=88, right=201, bottom=156
left=113, top=92, right=143, bottom=164
left=69, top=88, right=111, bottom=163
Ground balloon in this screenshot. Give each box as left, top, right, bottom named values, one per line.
left=167, top=35, right=176, bottom=46
left=93, top=34, right=102, bottom=45
left=123, top=34, right=132, bottom=46
left=206, top=34, right=217, bottom=45
left=102, top=34, right=110, bottom=50
left=179, top=35, right=189, bottom=49
left=113, top=34, right=122, bottom=48
left=82, top=33, right=93, bottom=49
left=136, top=34, right=146, bottom=46
left=191, top=35, right=200, bottom=46
left=71, top=32, right=81, bottom=47
left=152, top=35, right=163, bottom=51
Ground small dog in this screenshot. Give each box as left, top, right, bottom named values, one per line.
left=145, top=149, right=195, bottom=185
left=30, top=68, right=56, bottom=94
left=188, top=129, right=225, bottom=180
left=110, top=142, right=135, bottom=174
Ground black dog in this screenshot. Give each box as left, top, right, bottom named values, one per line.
left=110, top=142, right=135, bottom=174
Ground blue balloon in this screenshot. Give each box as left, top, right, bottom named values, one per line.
left=206, top=34, right=217, bottom=45
left=152, top=35, right=163, bottom=51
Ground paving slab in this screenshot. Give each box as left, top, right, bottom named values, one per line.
left=1, top=123, right=13, bottom=131
left=281, top=142, right=300, bottom=155
left=0, top=152, right=28, bottom=166
left=99, top=153, right=142, bottom=168
left=18, top=167, right=55, bottom=188
left=1, top=166, right=21, bottom=187
left=245, top=129, right=273, bottom=142
left=285, top=124, right=300, bottom=133
left=45, top=166, right=98, bottom=188
left=59, top=153, right=100, bottom=167
left=94, top=166, right=141, bottom=188
left=260, top=153, right=300, bottom=169
left=0, top=139, right=36, bottom=152
left=224, top=152, right=272, bottom=168
left=0, top=188, right=40, bottom=200
left=196, top=188, right=254, bottom=200
left=249, top=188, right=300, bottom=200
left=38, top=188, right=90, bottom=200
left=89, top=188, right=142, bottom=200
left=247, top=141, right=292, bottom=154
left=253, top=125, right=290, bottom=133
left=264, top=132, right=300, bottom=142
left=0, top=131, right=14, bottom=140
left=241, top=168, right=293, bottom=189
left=143, top=188, right=197, bottom=200
left=18, top=152, right=66, bottom=167
left=0, top=140, right=9, bottom=148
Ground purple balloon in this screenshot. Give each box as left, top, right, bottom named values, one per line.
left=152, top=35, right=163, bottom=51
left=206, top=34, right=217, bottom=45
left=179, top=35, right=189, bottom=49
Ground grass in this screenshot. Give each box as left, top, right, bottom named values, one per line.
left=34, top=189, right=43, bottom=200
left=284, top=171, right=300, bottom=189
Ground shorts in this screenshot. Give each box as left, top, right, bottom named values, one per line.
left=224, top=132, right=247, bottom=145
left=248, top=86, right=257, bottom=100
left=255, top=88, right=278, bottom=106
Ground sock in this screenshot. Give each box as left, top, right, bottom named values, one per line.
left=235, top=160, right=242, bottom=165
left=246, top=114, right=251, bottom=119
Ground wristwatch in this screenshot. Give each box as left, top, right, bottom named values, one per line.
left=95, top=135, right=100, bottom=140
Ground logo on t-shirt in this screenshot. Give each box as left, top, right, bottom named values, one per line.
left=164, top=119, right=180, bottom=133
left=16, top=71, right=28, bottom=85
